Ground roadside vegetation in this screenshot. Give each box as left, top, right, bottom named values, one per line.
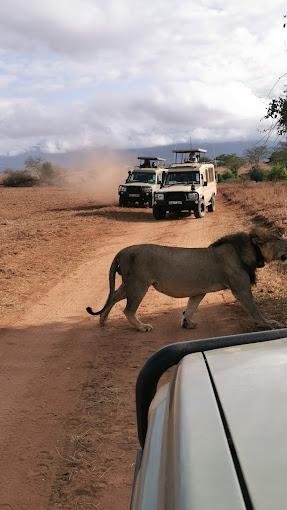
left=217, top=143, right=287, bottom=184
left=1, top=157, right=64, bottom=187
left=221, top=181, right=287, bottom=236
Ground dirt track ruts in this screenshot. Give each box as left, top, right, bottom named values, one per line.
left=0, top=190, right=285, bottom=509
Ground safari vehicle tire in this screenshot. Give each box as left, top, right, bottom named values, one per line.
left=194, top=200, right=206, bottom=218
left=119, top=196, right=126, bottom=207
left=207, top=196, right=215, bottom=212
left=153, top=206, right=166, bottom=220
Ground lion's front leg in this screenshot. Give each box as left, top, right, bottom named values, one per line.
left=229, top=279, right=282, bottom=329
left=181, top=294, right=206, bottom=329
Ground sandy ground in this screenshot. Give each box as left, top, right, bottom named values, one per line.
left=0, top=186, right=286, bottom=510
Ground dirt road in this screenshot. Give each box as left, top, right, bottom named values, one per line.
left=0, top=192, right=284, bottom=509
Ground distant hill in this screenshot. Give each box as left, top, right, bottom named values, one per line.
left=0, top=140, right=264, bottom=172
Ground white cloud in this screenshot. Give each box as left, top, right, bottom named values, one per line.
left=0, top=0, right=286, bottom=155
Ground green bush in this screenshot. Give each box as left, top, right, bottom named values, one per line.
left=2, top=170, right=38, bottom=187
left=248, top=165, right=267, bottom=182
left=267, top=164, right=287, bottom=181
left=218, top=169, right=239, bottom=183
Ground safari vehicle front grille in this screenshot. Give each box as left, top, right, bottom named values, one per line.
left=127, top=186, right=142, bottom=194
left=165, top=192, right=186, bottom=201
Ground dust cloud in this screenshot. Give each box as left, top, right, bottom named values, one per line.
left=65, top=151, right=131, bottom=205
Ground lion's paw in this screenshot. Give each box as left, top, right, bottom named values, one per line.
left=99, top=314, right=107, bottom=326
left=138, top=323, right=153, bottom=332
left=181, top=318, right=197, bottom=329
left=266, top=320, right=283, bottom=329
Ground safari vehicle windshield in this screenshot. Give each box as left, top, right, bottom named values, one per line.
left=166, top=171, right=200, bottom=185
left=128, top=172, right=156, bottom=184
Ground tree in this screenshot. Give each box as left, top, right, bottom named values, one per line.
left=25, top=157, right=43, bottom=174
left=264, top=16, right=287, bottom=136
left=243, top=145, right=270, bottom=165
left=25, top=157, right=57, bottom=184
left=269, top=141, right=287, bottom=167
left=265, top=90, right=287, bottom=136
left=215, top=154, right=245, bottom=176
left=39, top=162, right=55, bottom=184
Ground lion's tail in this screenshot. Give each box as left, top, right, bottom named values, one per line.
left=86, top=256, right=120, bottom=316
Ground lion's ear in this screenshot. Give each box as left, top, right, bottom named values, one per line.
left=250, top=228, right=268, bottom=246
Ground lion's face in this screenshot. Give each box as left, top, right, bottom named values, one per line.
left=250, top=229, right=287, bottom=264
left=259, top=236, right=287, bottom=264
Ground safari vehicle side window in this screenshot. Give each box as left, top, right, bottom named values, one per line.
left=206, top=167, right=215, bottom=182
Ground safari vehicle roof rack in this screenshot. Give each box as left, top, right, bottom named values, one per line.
left=172, top=148, right=207, bottom=164
left=135, top=328, right=287, bottom=448
left=171, top=148, right=207, bottom=154
left=137, top=157, right=166, bottom=161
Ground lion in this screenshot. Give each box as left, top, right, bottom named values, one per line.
left=86, top=228, right=287, bottom=331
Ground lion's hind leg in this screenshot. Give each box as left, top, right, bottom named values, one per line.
left=100, top=283, right=127, bottom=326
left=124, top=282, right=152, bottom=332
left=181, top=294, right=206, bottom=329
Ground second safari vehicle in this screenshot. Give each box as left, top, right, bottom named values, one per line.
left=118, top=157, right=166, bottom=208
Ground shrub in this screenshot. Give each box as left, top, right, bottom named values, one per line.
left=248, top=165, right=267, bottom=182
left=218, top=169, right=239, bottom=183
left=39, top=162, right=56, bottom=184
left=267, top=164, right=287, bottom=181
left=2, top=170, right=38, bottom=187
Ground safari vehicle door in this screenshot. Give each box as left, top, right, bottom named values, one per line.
left=130, top=328, right=287, bottom=510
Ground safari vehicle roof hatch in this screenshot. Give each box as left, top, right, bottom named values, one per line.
left=131, top=328, right=287, bottom=510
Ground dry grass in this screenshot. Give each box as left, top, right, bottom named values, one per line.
left=221, top=181, right=287, bottom=235
left=221, top=181, right=287, bottom=328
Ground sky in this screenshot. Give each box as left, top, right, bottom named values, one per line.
left=0, top=0, right=286, bottom=156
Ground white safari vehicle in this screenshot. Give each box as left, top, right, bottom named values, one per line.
left=130, top=328, right=287, bottom=510
left=118, top=157, right=166, bottom=208
left=153, top=149, right=216, bottom=220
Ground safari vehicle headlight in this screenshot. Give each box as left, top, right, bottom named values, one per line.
left=119, top=185, right=127, bottom=192
left=143, top=187, right=152, bottom=193
left=155, top=193, right=164, bottom=200
left=187, top=192, right=199, bottom=200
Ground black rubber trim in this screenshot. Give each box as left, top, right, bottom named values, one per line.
left=129, top=448, right=143, bottom=510
left=203, top=352, right=254, bottom=509
left=136, top=329, right=287, bottom=448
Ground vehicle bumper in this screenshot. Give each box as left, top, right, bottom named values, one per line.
left=154, top=199, right=198, bottom=211
left=119, top=191, right=152, bottom=203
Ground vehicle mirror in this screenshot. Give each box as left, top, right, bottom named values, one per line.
left=204, top=181, right=208, bottom=186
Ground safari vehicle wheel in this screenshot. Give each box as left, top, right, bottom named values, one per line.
left=207, top=196, right=215, bottom=212
left=153, top=205, right=166, bottom=220
left=194, top=200, right=206, bottom=218
left=119, top=196, right=126, bottom=207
